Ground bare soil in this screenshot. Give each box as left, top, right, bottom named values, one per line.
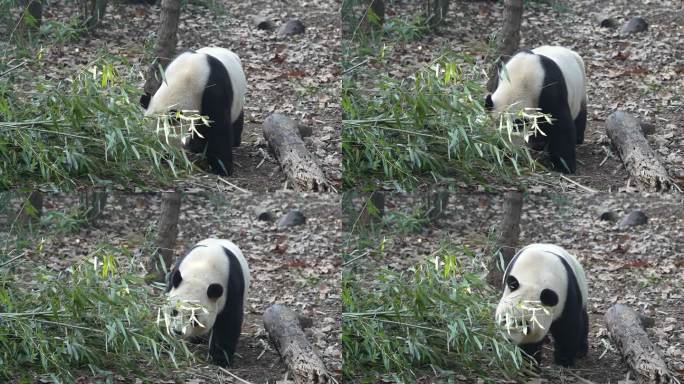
left=1, top=191, right=342, bottom=382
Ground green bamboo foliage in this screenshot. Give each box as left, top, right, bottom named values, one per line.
left=343, top=246, right=534, bottom=382
left=342, top=52, right=538, bottom=191
left=0, top=245, right=193, bottom=382
left=0, top=55, right=193, bottom=190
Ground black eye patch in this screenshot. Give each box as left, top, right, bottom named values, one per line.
left=207, top=283, right=223, bottom=299
left=506, top=275, right=520, bottom=291
left=540, top=288, right=559, bottom=306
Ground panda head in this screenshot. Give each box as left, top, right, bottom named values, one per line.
left=495, top=244, right=588, bottom=347
left=495, top=274, right=560, bottom=345
left=143, top=52, right=206, bottom=119
left=165, top=245, right=230, bottom=338
left=484, top=50, right=544, bottom=119
left=142, top=51, right=209, bottom=150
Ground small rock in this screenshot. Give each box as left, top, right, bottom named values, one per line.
left=252, top=15, right=276, bottom=31
left=595, top=13, right=617, bottom=28
left=298, top=124, right=313, bottom=138
left=621, top=17, right=648, bottom=35
left=298, top=315, right=314, bottom=329
left=619, top=210, right=648, bottom=228
left=640, top=121, right=655, bottom=136
left=599, top=210, right=619, bottom=222
left=278, top=209, right=306, bottom=229
left=255, top=206, right=275, bottom=221
left=278, top=19, right=305, bottom=37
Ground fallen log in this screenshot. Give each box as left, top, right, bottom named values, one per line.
left=605, top=111, right=672, bottom=191
left=604, top=304, right=677, bottom=384
left=263, top=304, right=330, bottom=384
left=262, top=113, right=329, bottom=192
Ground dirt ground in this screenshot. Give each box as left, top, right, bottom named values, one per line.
left=1, top=192, right=342, bottom=382
left=345, top=192, right=684, bottom=383
left=357, top=0, right=683, bottom=192
left=7, top=0, right=340, bottom=192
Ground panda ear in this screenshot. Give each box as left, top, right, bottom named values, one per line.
left=484, top=94, right=494, bottom=111
left=506, top=275, right=520, bottom=291
left=540, top=288, right=559, bottom=306
left=171, top=269, right=183, bottom=289
left=207, top=283, right=223, bottom=300
left=140, top=93, right=151, bottom=109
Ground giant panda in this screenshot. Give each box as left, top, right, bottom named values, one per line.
left=485, top=46, right=587, bottom=173
left=495, top=243, right=589, bottom=367
left=142, top=47, right=247, bottom=176
left=164, top=238, right=250, bottom=366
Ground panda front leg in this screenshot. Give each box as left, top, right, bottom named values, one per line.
left=552, top=336, right=581, bottom=367
left=208, top=328, right=233, bottom=367
left=519, top=341, right=544, bottom=366
left=550, top=316, right=582, bottom=367
left=201, top=66, right=234, bottom=175
left=205, top=114, right=234, bottom=176
left=182, top=128, right=208, bottom=154
left=207, top=140, right=233, bottom=175
left=209, top=308, right=244, bottom=366
left=546, top=114, right=577, bottom=174
left=578, top=309, right=589, bottom=358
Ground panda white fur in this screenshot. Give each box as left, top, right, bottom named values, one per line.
left=485, top=46, right=587, bottom=174
left=495, top=243, right=588, bottom=367
left=165, top=238, right=250, bottom=366
left=142, top=47, right=247, bottom=176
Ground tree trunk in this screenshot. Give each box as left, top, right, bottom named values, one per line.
left=142, top=0, right=182, bottom=104
left=357, top=0, right=385, bottom=34
left=79, top=189, right=107, bottom=223
left=425, top=0, right=450, bottom=29
left=605, top=111, right=672, bottom=192
left=358, top=190, right=385, bottom=227
left=15, top=190, right=43, bottom=226
left=150, top=191, right=181, bottom=274
left=369, top=0, right=385, bottom=25
left=262, top=113, right=329, bottom=192
left=486, top=0, right=523, bottom=92
left=263, top=304, right=330, bottom=384
left=16, top=0, right=42, bottom=38
left=486, top=190, right=523, bottom=287
left=81, top=0, right=108, bottom=31
left=425, top=190, right=449, bottom=224
left=604, top=304, right=677, bottom=384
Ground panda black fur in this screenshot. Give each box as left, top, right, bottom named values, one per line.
left=165, top=238, right=250, bottom=366
left=142, top=47, right=247, bottom=176
left=485, top=46, right=587, bottom=173
left=495, top=243, right=589, bottom=367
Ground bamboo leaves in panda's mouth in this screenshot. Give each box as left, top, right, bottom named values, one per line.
left=159, top=299, right=210, bottom=336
